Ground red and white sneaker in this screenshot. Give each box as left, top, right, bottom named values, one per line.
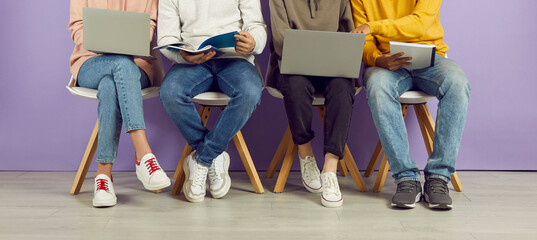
left=135, top=153, right=171, bottom=191
left=93, top=174, right=116, bottom=207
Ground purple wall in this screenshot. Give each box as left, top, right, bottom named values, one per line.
left=1, top=0, right=537, bottom=172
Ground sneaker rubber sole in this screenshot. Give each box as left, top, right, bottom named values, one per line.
left=93, top=198, right=117, bottom=207
left=424, top=193, right=453, bottom=210
left=302, top=178, right=323, bottom=193
left=391, top=192, right=422, bottom=209
left=136, top=170, right=171, bottom=191
left=321, top=195, right=343, bottom=208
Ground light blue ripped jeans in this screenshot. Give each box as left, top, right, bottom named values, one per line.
left=364, top=54, right=470, bottom=184
left=77, top=55, right=150, bottom=163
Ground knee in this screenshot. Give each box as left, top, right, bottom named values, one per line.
left=280, top=75, right=314, bottom=99
left=237, top=82, right=262, bottom=107
left=440, top=70, right=470, bottom=101
left=96, top=77, right=118, bottom=102
left=110, top=55, right=139, bottom=77
left=364, top=69, right=397, bottom=106
left=160, top=77, right=188, bottom=107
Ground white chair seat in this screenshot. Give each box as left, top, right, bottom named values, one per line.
left=398, top=91, right=436, bottom=104
left=266, top=86, right=361, bottom=106
left=191, top=92, right=231, bottom=106
left=66, top=76, right=160, bottom=102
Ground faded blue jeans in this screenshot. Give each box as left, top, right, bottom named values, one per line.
left=160, top=59, right=262, bottom=167
left=364, top=55, right=470, bottom=184
left=77, top=55, right=150, bottom=163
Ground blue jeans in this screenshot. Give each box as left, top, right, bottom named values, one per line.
left=77, top=55, right=150, bottom=163
left=364, top=55, right=470, bottom=184
left=160, top=59, right=262, bottom=167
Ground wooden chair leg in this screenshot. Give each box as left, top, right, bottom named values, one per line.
left=273, top=142, right=297, bottom=193
left=171, top=106, right=212, bottom=195
left=233, top=131, right=264, bottom=193
left=415, top=104, right=463, bottom=192
left=343, top=144, right=367, bottom=191
left=316, top=106, right=349, bottom=176
left=373, top=155, right=390, bottom=192
left=337, top=159, right=349, bottom=177
left=450, top=172, right=463, bottom=191
left=365, top=141, right=383, bottom=177
left=266, top=126, right=292, bottom=178
left=70, top=119, right=99, bottom=194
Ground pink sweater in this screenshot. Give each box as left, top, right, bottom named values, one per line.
left=68, top=0, right=161, bottom=86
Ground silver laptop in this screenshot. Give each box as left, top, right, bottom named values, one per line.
left=83, top=8, right=152, bottom=58
left=280, top=29, right=366, bottom=78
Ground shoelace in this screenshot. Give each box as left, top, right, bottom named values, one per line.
left=208, top=160, right=222, bottom=185
left=193, top=164, right=208, bottom=188
left=397, top=181, right=418, bottom=193
left=428, top=179, right=448, bottom=194
left=322, top=174, right=340, bottom=196
left=144, top=158, right=161, bottom=175
left=96, top=179, right=109, bottom=191
left=302, top=157, right=320, bottom=182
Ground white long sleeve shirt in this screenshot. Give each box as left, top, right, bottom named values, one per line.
left=158, top=0, right=267, bottom=64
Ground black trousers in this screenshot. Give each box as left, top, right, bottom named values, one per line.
left=276, top=72, right=355, bottom=159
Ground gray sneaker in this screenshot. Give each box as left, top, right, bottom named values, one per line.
left=424, top=178, right=453, bottom=210
left=391, top=180, right=422, bottom=209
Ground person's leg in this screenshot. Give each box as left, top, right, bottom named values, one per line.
left=365, top=66, right=421, bottom=209
left=192, top=59, right=262, bottom=166
left=277, top=72, right=322, bottom=193
left=413, top=55, right=470, bottom=209
left=364, top=67, right=416, bottom=183
left=159, top=63, right=214, bottom=159
left=413, top=55, right=471, bottom=182
left=321, top=77, right=355, bottom=173
left=159, top=62, right=215, bottom=202
left=77, top=55, right=146, bottom=206
left=79, top=55, right=168, bottom=193
left=276, top=72, right=317, bottom=159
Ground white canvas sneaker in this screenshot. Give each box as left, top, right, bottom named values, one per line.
left=93, top=174, right=116, bottom=207
left=320, top=172, right=343, bottom=208
left=183, top=151, right=208, bottom=203
left=135, top=153, right=171, bottom=191
left=299, top=156, right=322, bottom=193
left=208, top=151, right=231, bottom=199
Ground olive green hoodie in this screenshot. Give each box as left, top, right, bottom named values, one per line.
left=266, top=0, right=356, bottom=88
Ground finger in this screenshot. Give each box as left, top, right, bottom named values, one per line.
left=235, top=34, right=250, bottom=43
left=394, top=57, right=412, bottom=64
left=236, top=41, right=250, bottom=48
left=390, top=62, right=412, bottom=71
left=390, top=52, right=405, bottom=59
left=239, top=31, right=252, bottom=38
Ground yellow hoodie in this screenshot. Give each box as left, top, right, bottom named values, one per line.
left=351, top=0, right=448, bottom=67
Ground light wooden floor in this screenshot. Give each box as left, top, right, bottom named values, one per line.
left=1, top=171, right=536, bottom=240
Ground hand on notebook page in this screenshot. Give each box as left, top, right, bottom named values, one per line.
left=375, top=52, right=412, bottom=71
left=234, top=31, right=255, bottom=55
left=180, top=50, right=216, bottom=64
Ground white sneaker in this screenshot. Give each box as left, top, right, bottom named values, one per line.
left=299, top=156, right=322, bottom=193
left=135, top=153, right=171, bottom=191
left=183, top=151, right=208, bottom=203
left=320, top=172, right=343, bottom=208
left=208, top=151, right=231, bottom=199
left=93, top=174, right=116, bottom=207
